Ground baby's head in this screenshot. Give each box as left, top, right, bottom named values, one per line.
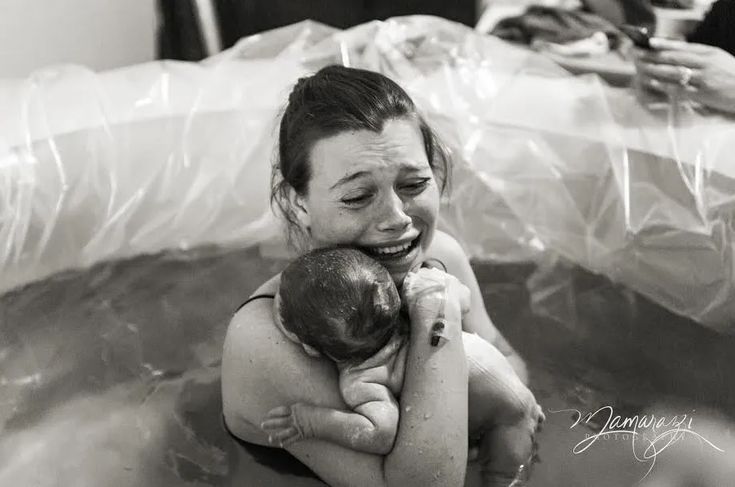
left=277, top=247, right=404, bottom=363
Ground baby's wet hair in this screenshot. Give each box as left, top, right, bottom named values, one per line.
left=278, top=246, right=403, bottom=363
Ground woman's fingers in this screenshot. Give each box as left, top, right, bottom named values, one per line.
left=638, top=49, right=707, bottom=69
left=643, top=76, right=700, bottom=94
left=637, top=61, right=701, bottom=87
left=649, top=37, right=713, bottom=54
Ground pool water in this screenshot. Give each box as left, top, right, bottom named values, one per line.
left=1, top=245, right=734, bottom=486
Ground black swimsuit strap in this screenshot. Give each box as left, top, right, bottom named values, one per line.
left=235, top=293, right=275, bottom=314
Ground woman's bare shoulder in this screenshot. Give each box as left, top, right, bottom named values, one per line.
left=252, top=272, right=282, bottom=296
left=425, top=230, right=468, bottom=271
left=224, top=273, right=282, bottom=362
left=222, top=273, right=285, bottom=440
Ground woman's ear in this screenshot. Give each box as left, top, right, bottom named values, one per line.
left=288, top=189, right=311, bottom=230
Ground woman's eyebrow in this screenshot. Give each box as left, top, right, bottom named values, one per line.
left=330, top=171, right=369, bottom=190
left=401, top=162, right=430, bottom=173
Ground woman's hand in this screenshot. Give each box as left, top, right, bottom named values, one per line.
left=633, top=38, right=735, bottom=115
left=401, top=267, right=471, bottom=327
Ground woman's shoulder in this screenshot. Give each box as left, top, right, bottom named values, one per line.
left=252, top=272, right=282, bottom=298
left=221, top=272, right=290, bottom=442
left=228, top=273, right=280, bottom=333
left=425, top=229, right=470, bottom=272
left=226, top=272, right=283, bottom=358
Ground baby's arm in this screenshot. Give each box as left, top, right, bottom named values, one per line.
left=262, top=377, right=399, bottom=455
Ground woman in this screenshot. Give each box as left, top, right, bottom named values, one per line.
left=221, top=65, right=529, bottom=486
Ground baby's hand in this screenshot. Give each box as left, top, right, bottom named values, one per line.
left=401, top=267, right=470, bottom=325
left=261, top=403, right=312, bottom=447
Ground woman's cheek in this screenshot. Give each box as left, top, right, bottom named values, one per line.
left=414, top=189, right=440, bottom=222
left=312, top=209, right=367, bottom=245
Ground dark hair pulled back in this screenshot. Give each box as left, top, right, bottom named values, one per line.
left=271, top=65, right=450, bottom=248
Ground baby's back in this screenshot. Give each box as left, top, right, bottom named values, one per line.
left=338, top=334, right=408, bottom=408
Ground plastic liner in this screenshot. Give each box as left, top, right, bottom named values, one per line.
left=2, top=17, right=734, bottom=328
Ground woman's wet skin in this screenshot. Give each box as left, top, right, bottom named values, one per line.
left=295, top=117, right=441, bottom=284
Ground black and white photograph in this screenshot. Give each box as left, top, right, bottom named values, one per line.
left=1, top=0, right=735, bottom=485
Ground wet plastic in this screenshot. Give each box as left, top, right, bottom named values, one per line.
left=3, top=16, right=735, bottom=331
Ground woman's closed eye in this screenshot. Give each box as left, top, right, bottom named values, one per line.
left=340, top=179, right=431, bottom=208
left=341, top=193, right=373, bottom=207
left=400, top=178, right=431, bottom=195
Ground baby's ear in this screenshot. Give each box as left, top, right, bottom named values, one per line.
left=301, top=343, right=322, bottom=358
left=372, top=280, right=399, bottom=315
left=274, top=293, right=307, bottom=346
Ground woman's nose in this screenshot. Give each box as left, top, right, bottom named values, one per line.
left=376, top=191, right=411, bottom=233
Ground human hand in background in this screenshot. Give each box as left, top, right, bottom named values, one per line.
left=633, top=37, right=735, bottom=115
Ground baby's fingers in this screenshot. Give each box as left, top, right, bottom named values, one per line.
left=265, top=405, right=292, bottom=418
left=261, top=416, right=294, bottom=431
left=267, top=426, right=302, bottom=446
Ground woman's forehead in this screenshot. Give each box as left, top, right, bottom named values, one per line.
left=310, top=119, right=429, bottom=183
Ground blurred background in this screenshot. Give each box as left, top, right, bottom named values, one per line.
left=0, top=0, right=721, bottom=78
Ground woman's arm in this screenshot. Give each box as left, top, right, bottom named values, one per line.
left=222, top=273, right=469, bottom=487
left=428, top=230, right=529, bottom=383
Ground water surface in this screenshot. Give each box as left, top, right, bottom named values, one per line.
left=1, top=245, right=733, bottom=486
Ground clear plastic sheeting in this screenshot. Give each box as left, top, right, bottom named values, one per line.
left=0, top=57, right=308, bottom=295
left=2, top=16, right=735, bottom=330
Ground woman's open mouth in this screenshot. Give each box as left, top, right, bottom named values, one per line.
left=362, top=235, right=422, bottom=263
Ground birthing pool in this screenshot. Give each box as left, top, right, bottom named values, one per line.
left=3, top=16, right=735, bottom=487
left=3, top=245, right=735, bottom=486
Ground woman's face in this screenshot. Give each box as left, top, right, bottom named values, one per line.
left=297, top=118, right=440, bottom=283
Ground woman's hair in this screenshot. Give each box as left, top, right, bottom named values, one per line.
left=278, top=247, right=404, bottom=363
left=271, top=64, right=451, bottom=249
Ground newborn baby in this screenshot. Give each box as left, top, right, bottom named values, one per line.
left=262, top=247, right=544, bottom=486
